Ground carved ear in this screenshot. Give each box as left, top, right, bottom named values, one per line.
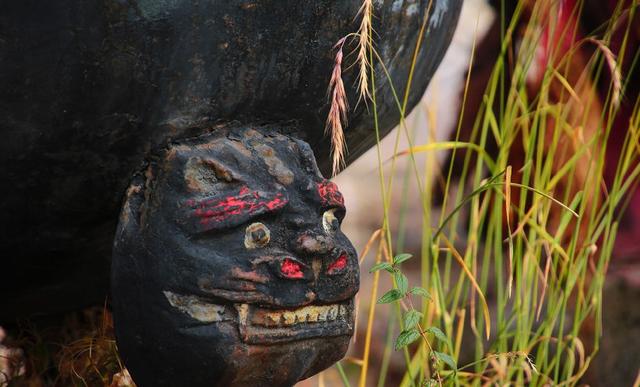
left=112, top=163, right=153, bottom=290
left=114, top=170, right=147, bottom=250
left=111, top=166, right=154, bottom=379
left=292, top=138, right=324, bottom=178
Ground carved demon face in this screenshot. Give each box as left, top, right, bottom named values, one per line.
left=111, top=127, right=359, bottom=386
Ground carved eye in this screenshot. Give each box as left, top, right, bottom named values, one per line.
left=244, top=222, right=270, bottom=249
left=322, top=209, right=341, bottom=234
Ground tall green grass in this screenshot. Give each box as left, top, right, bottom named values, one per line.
left=328, top=0, right=640, bottom=385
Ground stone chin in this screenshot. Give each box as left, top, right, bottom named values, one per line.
left=111, top=125, right=359, bottom=387
left=114, top=290, right=354, bottom=386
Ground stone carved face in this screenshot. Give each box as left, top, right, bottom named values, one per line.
left=111, top=127, right=359, bottom=386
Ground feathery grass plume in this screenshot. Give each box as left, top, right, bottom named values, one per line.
left=326, top=37, right=349, bottom=176
left=355, top=0, right=374, bottom=106
left=324, top=0, right=375, bottom=176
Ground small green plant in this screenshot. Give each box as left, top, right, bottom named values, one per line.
left=372, top=253, right=457, bottom=387
left=372, top=253, right=513, bottom=386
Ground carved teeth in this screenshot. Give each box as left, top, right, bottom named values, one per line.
left=294, top=310, right=306, bottom=323
left=236, top=303, right=249, bottom=326
left=264, top=312, right=282, bottom=327
left=251, top=304, right=349, bottom=327
left=328, top=305, right=338, bottom=320
left=283, top=311, right=297, bottom=325
left=163, top=290, right=350, bottom=329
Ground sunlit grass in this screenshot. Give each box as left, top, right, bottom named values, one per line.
left=331, top=0, right=640, bottom=385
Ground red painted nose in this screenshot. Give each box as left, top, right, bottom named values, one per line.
left=327, top=252, right=348, bottom=275
left=281, top=258, right=304, bottom=279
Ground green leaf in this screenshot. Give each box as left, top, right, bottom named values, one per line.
left=409, top=286, right=432, bottom=300
left=394, top=272, right=408, bottom=294
left=403, top=310, right=423, bottom=328
left=425, top=327, right=448, bottom=344
left=393, top=253, right=413, bottom=265
left=369, top=262, right=393, bottom=273
left=377, top=289, right=403, bottom=304
left=395, top=328, right=421, bottom=350
left=433, top=351, right=457, bottom=370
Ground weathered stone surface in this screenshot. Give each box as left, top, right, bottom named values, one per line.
left=0, top=0, right=461, bottom=320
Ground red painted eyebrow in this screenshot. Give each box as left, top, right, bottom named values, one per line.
left=316, top=180, right=345, bottom=209
left=185, top=186, right=288, bottom=232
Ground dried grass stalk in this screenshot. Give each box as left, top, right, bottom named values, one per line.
left=356, top=0, right=373, bottom=106
left=326, top=37, right=349, bottom=176
left=585, top=37, right=622, bottom=108
left=325, top=0, right=375, bottom=176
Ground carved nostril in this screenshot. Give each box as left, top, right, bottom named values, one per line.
left=281, top=258, right=304, bottom=279
left=327, top=252, right=348, bottom=275
left=297, top=233, right=333, bottom=254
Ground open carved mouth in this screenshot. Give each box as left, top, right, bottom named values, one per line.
left=164, top=291, right=354, bottom=344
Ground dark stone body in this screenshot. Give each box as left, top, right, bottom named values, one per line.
left=0, top=0, right=461, bottom=320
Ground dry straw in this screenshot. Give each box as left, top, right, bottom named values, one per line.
left=325, top=0, right=374, bottom=176
left=326, top=37, right=349, bottom=177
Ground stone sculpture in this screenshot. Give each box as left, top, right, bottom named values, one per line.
left=113, top=126, right=359, bottom=385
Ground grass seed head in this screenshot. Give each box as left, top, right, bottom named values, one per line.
left=326, top=37, right=349, bottom=176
